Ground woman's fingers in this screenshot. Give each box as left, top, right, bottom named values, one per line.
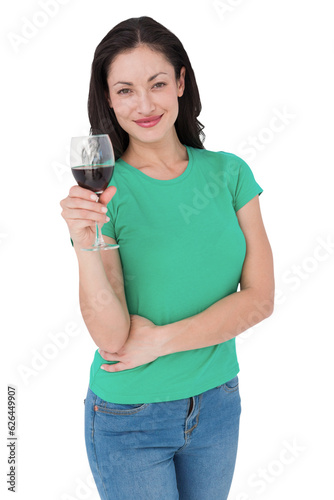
left=60, top=185, right=117, bottom=215
left=61, top=198, right=110, bottom=224
left=67, top=184, right=117, bottom=205
left=98, top=348, right=118, bottom=359
left=99, top=185, right=117, bottom=205
left=68, top=185, right=100, bottom=201
left=60, top=187, right=111, bottom=223
left=66, top=218, right=97, bottom=230
left=64, top=195, right=109, bottom=215
left=59, top=185, right=117, bottom=247
left=63, top=208, right=110, bottom=224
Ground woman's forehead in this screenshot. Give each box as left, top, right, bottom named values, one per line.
left=107, top=46, right=172, bottom=81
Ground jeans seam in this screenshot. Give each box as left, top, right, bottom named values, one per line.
left=185, top=394, right=203, bottom=436
left=222, top=384, right=239, bottom=394
left=91, top=391, right=110, bottom=500
left=94, top=404, right=149, bottom=416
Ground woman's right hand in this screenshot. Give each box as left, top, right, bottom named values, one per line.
left=60, top=185, right=117, bottom=250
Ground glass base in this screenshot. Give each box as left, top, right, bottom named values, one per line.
left=81, top=243, right=120, bottom=251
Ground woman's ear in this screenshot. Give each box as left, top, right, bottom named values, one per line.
left=177, top=66, right=186, bottom=97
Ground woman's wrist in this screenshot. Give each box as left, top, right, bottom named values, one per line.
left=154, top=325, right=170, bottom=357
left=74, top=245, right=105, bottom=277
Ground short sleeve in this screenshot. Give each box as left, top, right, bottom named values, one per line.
left=101, top=201, right=116, bottom=240
left=232, top=156, right=263, bottom=212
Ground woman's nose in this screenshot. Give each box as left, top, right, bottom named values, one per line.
left=135, top=91, right=155, bottom=115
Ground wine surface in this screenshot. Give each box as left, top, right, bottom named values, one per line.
left=71, top=164, right=113, bottom=192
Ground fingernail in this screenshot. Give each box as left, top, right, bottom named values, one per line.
left=101, top=207, right=108, bottom=213
left=106, top=216, right=110, bottom=222
left=90, top=194, right=98, bottom=201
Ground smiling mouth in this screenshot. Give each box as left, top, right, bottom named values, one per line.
left=134, top=114, right=163, bottom=127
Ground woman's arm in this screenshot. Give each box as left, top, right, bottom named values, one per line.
left=60, top=186, right=130, bottom=353
left=99, top=194, right=274, bottom=372
left=76, top=237, right=130, bottom=353
left=156, top=194, right=274, bottom=356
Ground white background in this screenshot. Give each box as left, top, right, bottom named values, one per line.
left=1, top=0, right=333, bottom=498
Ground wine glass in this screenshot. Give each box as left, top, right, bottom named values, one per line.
left=70, top=134, right=119, bottom=251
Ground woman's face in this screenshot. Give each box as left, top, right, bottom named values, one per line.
left=106, top=45, right=185, bottom=146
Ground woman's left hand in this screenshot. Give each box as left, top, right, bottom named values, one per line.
left=98, top=314, right=162, bottom=372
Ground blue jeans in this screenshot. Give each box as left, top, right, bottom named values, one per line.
left=84, top=376, right=241, bottom=500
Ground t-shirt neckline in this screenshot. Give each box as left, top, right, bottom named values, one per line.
left=116, top=144, right=193, bottom=185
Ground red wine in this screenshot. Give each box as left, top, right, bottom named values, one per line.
left=71, top=164, right=113, bottom=193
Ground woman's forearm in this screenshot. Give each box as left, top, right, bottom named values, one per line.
left=156, top=288, right=274, bottom=356
left=75, top=248, right=130, bottom=352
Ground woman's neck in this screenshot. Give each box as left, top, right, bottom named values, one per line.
left=121, top=129, right=187, bottom=170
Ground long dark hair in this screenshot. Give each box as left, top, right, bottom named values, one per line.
left=88, top=16, right=205, bottom=160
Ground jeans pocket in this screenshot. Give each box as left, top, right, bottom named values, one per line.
left=94, top=395, right=149, bottom=415
left=222, top=375, right=239, bottom=393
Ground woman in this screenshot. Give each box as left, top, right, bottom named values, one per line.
left=60, top=16, right=274, bottom=500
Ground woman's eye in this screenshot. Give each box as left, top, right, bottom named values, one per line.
left=117, top=82, right=166, bottom=95
left=153, top=82, right=166, bottom=89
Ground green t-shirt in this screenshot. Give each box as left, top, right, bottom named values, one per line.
left=88, top=145, right=263, bottom=403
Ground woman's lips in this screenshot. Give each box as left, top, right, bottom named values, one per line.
left=134, top=114, right=163, bottom=128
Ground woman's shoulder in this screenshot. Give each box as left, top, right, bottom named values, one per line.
left=188, top=146, right=249, bottom=170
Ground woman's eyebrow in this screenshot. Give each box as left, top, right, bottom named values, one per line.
left=112, top=72, right=168, bottom=87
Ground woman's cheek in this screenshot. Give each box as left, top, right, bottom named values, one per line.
left=113, top=101, right=133, bottom=127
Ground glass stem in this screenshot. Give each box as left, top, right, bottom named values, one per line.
left=95, top=222, right=105, bottom=246
left=94, top=192, right=105, bottom=247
